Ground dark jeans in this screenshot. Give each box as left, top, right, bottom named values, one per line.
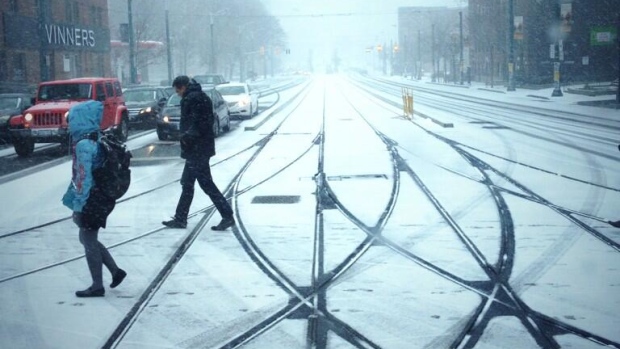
left=175, top=158, right=233, bottom=222
left=79, top=228, right=118, bottom=289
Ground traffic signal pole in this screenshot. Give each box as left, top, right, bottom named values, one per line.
left=128, top=0, right=137, bottom=84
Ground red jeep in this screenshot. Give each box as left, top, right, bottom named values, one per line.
left=9, top=77, right=129, bottom=157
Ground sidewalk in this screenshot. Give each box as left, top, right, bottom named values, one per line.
left=388, top=74, right=620, bottom=111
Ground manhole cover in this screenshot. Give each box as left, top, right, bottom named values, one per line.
left=251, top=195, right=301, bottom=204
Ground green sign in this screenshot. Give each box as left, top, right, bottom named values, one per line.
left=590, top=27, right=617, bottom=46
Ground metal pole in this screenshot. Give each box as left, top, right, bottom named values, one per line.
left=459, top=11, right=464, bottom=85
left=490, top=44, right=494, bottom=88
left=165, top=0, right=172, bottom=83
left=432, top=24, right=436, bottom=82
left=128, top=0, right=137, bottom=84
left=617, top=14, right=620, bottom=104
left=210, top=15, right=216, bottom=73
left=507, top=0, right=516, bottom=91
left=418, top=30, right=421, bottom=80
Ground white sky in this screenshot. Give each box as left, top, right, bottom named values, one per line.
left=261, top=0, right=462, bottom=70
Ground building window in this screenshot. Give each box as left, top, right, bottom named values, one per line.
left=73, top=2, right=80, bottom=22
left=0, top=51, right=7, bottom=81
left=65, top=1, right=80, bottom=23
left=13, top=53, right=26, bottom=82
left=9, top=0, right=18, bottom=12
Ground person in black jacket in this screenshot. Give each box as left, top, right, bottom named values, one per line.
left=163, top=76, right=234, bottom=230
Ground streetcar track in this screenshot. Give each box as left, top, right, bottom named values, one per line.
left=341, top=77, right=620, bottom=348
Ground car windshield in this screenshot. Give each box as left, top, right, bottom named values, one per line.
left=124, top=90, right=156, bottom=103
left=0, top=97, right=20, bottom=110
left=38, top=83, right=92, bottom=101
left=216, top=86, right=246, bottom=96
left=166, top=94, right=181, bottom=107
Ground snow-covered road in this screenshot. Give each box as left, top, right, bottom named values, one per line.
left=0, top=75, right=619, bottom=349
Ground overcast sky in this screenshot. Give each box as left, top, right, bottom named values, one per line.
left=261, top=0, right=463, bottom=70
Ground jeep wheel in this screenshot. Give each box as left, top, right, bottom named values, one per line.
left=213, top=118, right=220, bottom=138
left=14, top=139, right=34, bottom=157
left=116, top=116, right=129, bottom=141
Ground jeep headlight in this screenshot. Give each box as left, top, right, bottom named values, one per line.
left=24, top=113, right=33, bottom=122
left=64, top=111, right=69, bottom=119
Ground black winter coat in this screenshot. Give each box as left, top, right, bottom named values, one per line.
left=179, top=81, right=215, bottom=161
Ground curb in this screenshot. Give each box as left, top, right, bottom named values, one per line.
left=526, top=94, right=551, bottom=100
left=478, top=88, right=506, bottom=94
left=426, top=82, right=470, bottom=89
left=414, top=111, right=454, bottom=128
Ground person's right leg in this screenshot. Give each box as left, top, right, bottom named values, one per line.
left=164, top=161, right=197, bottom=228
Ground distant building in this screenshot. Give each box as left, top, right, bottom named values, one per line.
left=469, top=0, right=619, bottom=85
left=0, top=0, right=112, bottom=92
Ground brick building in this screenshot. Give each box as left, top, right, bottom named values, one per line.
left=0, top=0, right=112, bottom=92
left=469, top=0, right=619, bottom=85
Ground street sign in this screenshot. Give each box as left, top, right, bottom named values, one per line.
left=582, top=56, right=589, bottom=65
left=590, top=27, right=617, bottom=46
left=558, top=40, right=564, bottom=61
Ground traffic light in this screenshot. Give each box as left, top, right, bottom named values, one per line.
left=377, top=44, right=383, bottom=52
left=393, top=44, right=399, bottom=53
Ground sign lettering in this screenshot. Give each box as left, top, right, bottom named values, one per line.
left=44, top=24, right=96, bottom=47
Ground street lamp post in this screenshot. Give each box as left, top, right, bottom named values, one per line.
left=128, top=0, right=137, bottom=84
left=210, top=14, right=216, bottom=73
left=459, top=11, right=464, bottom=85
left=165, top=0, right=172, bottom=83
left=432, top=24, right=436, bottom=82
left=507, top=0, right=516, bottom=91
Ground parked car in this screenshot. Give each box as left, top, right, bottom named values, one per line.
left=123, top=86, right=171, bottom=128
left=216, top=82, right=259, bottom=119
left=156, top=87, right=231, bottom=141
left=192, top=74, right=228, bottom=88
left=8, top=77, right=128, bottom=157
left=0, top=93, right=33, bottom=144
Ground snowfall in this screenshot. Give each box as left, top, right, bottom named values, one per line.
left=0, top=73, right=619, bottom=349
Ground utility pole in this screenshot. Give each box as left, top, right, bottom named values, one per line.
left=617, top=14, right=620, bottom=104
left=432, top=24, right=436, bottom=82
left=165, top=0, right=172, bottom=83
left=417, top=30, right=422, bottom=80
left=459, top=11, right=464, bottom=85
left=210, top=14, right=216, bottom=73
left=128, top=0, right=137, bottom=84
left=507, top=0, right=516, bottom=91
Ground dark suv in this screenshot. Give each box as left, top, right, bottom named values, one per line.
left=0, top=93, right=33, bottom=144
left=157, top=88, right=231, bottom=141
left=123, top=86, right=171, bottom=128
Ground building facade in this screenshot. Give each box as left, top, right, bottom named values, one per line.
left=0, top=0, right=111, bottom=92
left=469, top=0, right=619, bottom=85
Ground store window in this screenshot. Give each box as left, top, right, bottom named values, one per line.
left=12, top=53, right=26, bottom=81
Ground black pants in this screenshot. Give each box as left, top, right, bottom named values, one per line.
left=175, top=158, right=233, bottom=221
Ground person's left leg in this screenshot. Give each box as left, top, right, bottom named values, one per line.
left=77, top=228, right=106, bottom=297
left=195, top=160, right=234, bottom=230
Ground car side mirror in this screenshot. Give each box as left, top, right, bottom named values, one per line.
left=30, top=97, right=36, bottom=105
left=158, top=97, right=167, bottom=105
left=96, top=94, right=106, bottom=102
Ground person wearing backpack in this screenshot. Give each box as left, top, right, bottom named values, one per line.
left=62, top=100, right=127, bottom=297
left=162, top=76, right=235, bottom=231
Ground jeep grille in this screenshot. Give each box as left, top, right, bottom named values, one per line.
left=33, top=112, right=63, bottom=126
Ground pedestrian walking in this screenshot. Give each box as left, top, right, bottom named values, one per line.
left=162, top=76, right=235, bottom=231
left=62, top=100, right=126, bottom=298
